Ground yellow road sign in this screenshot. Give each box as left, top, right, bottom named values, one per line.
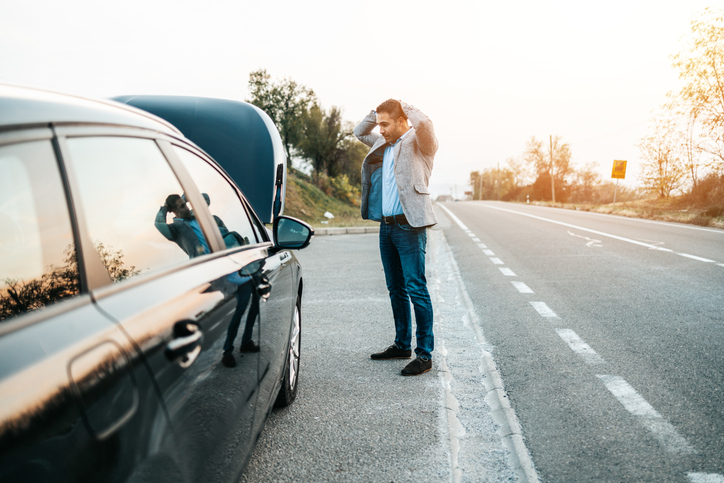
left=612, top=160, right=627, bottom=179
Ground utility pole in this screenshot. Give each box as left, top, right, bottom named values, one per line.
left=497, top=162, right=500, bottom=200
left=549, top=135, right=556, bottom=203
left=478, top=173, right=483, bottom=200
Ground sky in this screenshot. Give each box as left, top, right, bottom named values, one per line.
left=0, top=0, right=717, bottom=198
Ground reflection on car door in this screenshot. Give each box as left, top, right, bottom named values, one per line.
left=93, top=257, right=262, bottom=481
left=62, top=135, right=262, bottom=481
left=0, top=138, right=170, bottom=483
left=253, top=248, right=295, bottom=415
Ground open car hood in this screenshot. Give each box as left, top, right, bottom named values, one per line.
left=112, top=95, right=286, bottom=224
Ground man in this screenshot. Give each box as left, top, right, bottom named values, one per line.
left=155, top=193, right=243, bottom=258
left=156, top=194, right=258, bottom=367
left=354, top=99, right=438, bottom=376
left=155, top=194, right=210, bottom=258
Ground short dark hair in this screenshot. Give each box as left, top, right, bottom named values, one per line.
left=165, top=194, right=183, bottom=211
left=376, top=99, right=407, bottom=121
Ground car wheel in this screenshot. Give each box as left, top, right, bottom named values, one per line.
left=274, top=300, right=300, bottom=407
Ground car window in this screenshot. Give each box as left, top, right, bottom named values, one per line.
left=0, top=140, right=80, bottom=323
left=172, top=146, right=259, bottom=248
left=65, top=137, right=207, bottom=283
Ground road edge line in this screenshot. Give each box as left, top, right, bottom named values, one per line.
left=432, top=226, right=540, bottom=483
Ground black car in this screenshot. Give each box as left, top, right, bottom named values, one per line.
left=0, top=84, right=312, bottom=482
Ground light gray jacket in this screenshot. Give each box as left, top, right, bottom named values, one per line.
left=354, top=102, right=438, bottom=228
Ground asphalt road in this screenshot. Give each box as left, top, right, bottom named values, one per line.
left=437, top=201, right=724, bottom=483
left=238, top=221, right=522, bottom=482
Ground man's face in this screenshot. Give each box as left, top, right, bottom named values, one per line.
left=377, top=111, right=406, bottom=144
left=171, top=198, right=192, bottom=219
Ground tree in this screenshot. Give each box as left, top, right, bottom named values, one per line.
left=297, top=103, right=349, bottom=182
left=638, top=119, right=686, bottom=197
left=670, top=7, right=724, bottom=165
left=569, top=161, right=601, bottom=203
left=524, top=135, right=572, bottom=201
left=247, top=69, right=317, bottom=168
left=338, top=136, right=368, bottom=187
left=0, top=242, right=140, bottom=321
left=469, top=167, right=516, bottom=200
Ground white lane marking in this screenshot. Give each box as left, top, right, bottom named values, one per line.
left=567, top=230, right=602, bottom=248
left=477, top=242, right=488, bottom=249
left=688, top=472, right=724, bottom=483
left=676, top=253, right=716, bottom=263
left=719, top=263, right=724, bottom=268
left=530, top=302, right=558, bottom=318
left=638, top=218, right=724, bottom=234
left=490, top=257, right=504, bottom=265
left=479, top=205, right=718, bottom=264
left=483, top=249, right=495, bottom=256
left=430, top=228, right=540, bottom=482
left=472, top=237, right=481, bottom=242
left=511, top=281, right=534, bottom=293
left=438, top=203, right=470, bottom=231
left=597, top=375, right=696, bottom=454
left=468, top=232, right=477, bottom=238
left=499, top=268, right=516, bottom=276
left=555, top=329, right=605, bottom=364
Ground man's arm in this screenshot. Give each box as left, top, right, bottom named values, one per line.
left=401, top=102, right=438, bottom=157
left=154, top=206, right=175, bottom=241
left=353, top=110, right=382, bottom=148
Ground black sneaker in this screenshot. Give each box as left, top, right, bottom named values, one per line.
left=222, top=353, right=236, bottom=367
left=401, top=356, right=432, bottom=376
left=371, top=344, right=412, bottom=360
left=239, top=340, right=260, bottom=353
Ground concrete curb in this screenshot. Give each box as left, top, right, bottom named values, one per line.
left=313, top=226, right=380, bottom=236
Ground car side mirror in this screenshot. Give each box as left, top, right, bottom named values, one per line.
left=273, top=216, right=313, bottom=250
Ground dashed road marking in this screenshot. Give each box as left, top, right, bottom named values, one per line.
left=530, top=301, right=558, bottom=318
left=511, top=281, right=534, bottom=293
left=597, top=375, right=695, bottom=454
left=688, top=472, right=724, bottom=482
left=437, top=203, right=711, bottom=477
left=555, top=328, right=605, bottom=364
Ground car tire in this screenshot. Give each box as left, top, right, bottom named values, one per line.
left=274, top=299, right=301, bottom=407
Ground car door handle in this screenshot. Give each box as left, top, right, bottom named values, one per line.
left=165, top=321, right=203, bottom=368
left=256, top=277, right=272, bottom=301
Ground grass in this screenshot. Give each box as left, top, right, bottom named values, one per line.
left=282, top=171, right=378, bottom=228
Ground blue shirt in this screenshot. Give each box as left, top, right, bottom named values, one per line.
left=181, top=217, right=210, bottom=255
left=382, top=129, right=411, bottom=217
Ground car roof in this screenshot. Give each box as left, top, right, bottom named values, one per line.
left=0, top=84, right=181, bottom=135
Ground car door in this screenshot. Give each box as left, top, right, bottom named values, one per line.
left=0, top=134, right=170, bottom=483
left=168, top=144, right=299, bottom=422
left=60, top=133, right=262, bottom=482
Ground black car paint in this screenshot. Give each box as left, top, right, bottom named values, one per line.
left=0, top=85, right=312, bottom=482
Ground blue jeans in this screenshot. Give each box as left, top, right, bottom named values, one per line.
left=223, top=283, right=258, bottom=355
left=379, top=222, right=434, bottom=358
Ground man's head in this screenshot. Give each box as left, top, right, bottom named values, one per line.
left=165, top=194, right=192, bottom=220
left=376, top=99, right=409, bottom=144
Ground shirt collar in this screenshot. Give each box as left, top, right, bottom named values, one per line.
left=390, top=127, right=412, bottom=147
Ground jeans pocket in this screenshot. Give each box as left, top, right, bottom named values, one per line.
left=397, top=223, right=419, bottom=232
